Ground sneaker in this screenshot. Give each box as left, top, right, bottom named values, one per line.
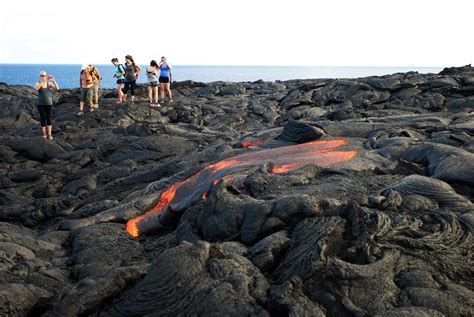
left=156, top=103, right=162, bottom=108
left=90, top=107, right=95, bottom=112
left=93, top=104, right=99, bottom=109
left=76, top=111, right=84, bottom=116
left=169, top=99, right=174, bottom=103
left=48, top=135, right=54, bottom=140
left=41, top=135, right=47, bottom=139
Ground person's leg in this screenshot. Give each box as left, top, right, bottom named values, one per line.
left=153, top=86, right=159, bottom=104
left=160, top=82, right=165, bottom=101
left=148, top=86, right=152, bottom=104
left=87, top=88, right=94, bottom=111
left=130, top=81, right=136, bottom=103
left=78, top=88, right=85, bottom=114
left=94, top=84, right=99, bottom=105
left=37, top=105, right=47, bottom=137
left=45, top=105, right=53, bottom=138
left=116, top=83, right=123, bottom=103
left=123, top=82, right=129, bottom=102
left=165, top=83, right=173, bottom=101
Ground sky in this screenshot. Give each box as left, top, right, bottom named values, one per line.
left=1, top=0, right=473, bottom=67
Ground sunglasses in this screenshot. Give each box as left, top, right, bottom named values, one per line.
left=41, top=75, right=47, bottom=77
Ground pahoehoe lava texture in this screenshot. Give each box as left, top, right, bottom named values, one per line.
left=1, top=66, right=473, bottom=316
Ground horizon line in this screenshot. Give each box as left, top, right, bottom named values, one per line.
left=0, top=63, right=448, bottom=68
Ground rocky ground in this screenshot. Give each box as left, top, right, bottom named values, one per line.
left=0, top=65, right=473, bottom=316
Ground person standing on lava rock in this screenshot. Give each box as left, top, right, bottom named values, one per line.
left=111, top=58, right=126, bottom=105
left=146, top=60, right=161, bottom=107
left=122, top=55, right=141, bottom=104
left=77, top=64, right=95, bottom=116
left=159, top=56, right=173, bottom=103
left=34, top=71, right=59, bottom=140
left=89, top=63, right=102, bottom=109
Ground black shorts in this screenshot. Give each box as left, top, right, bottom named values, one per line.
left=116, top=78, right=125, bottom=84
left=159, top=76, right=170, bottom=83
left=123, top=80, right=136, bottom=95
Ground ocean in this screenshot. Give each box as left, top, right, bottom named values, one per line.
left=0, top=64, right=443, bottom=89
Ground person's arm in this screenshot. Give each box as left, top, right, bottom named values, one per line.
left=96, top=68, right=102, bottom=81
left=34, top=82, right=41, bottom=90
left=135, top=64, right=142, bottom=77
left=48, top=77, right=59, bottom=91
left=167, top=63, right=172, bottom=70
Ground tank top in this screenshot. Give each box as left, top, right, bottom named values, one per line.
left=115, top=64, right=125, bottom=80
left=146, top=66, right=158, bottom=83
left=37, top=85, right=53, bottom=106
left=160, top=65, right=170, bottom=78
left=125, top=63, right=136, bottom=82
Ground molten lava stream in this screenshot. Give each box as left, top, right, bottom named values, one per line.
left=241, top=137, right=270, bottom=148
left=125, top=180, right=183, bottom=238
left=126, top=139, right=358, bottom=237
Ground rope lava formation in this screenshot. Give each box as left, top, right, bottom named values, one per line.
left=126, top=139, right=357, bottom=237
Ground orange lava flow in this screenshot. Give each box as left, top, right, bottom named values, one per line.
left=241, top=137, right=270, bottom=148
left=126, top=139, right=358, bottom=237
left=126, top=181, right=183, bottom=238
left=271, top=163, right=298, bottom=174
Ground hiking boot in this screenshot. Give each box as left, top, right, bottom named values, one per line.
left=76, top=111, right=84, bottom=116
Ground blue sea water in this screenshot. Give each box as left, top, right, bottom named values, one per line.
left=0, top=64, right=443, bottom=89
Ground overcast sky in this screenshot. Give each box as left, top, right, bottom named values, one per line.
left=1, top=0, right=472, bottom=66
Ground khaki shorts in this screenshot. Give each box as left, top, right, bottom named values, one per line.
left=80, top=87, right=93, bottom=103
left=93, top=83, right=100, bottom=98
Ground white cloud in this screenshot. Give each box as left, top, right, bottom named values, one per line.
left=1, top=0, right=473, bottom=66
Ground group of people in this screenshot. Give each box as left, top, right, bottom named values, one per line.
left=34, top=55, right=174, bottom=138
left=111, top=55, right=173, bottom=108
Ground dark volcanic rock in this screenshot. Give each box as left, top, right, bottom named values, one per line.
left=1, top=66, right=473, bottom=316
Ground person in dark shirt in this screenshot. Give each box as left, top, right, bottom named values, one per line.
left=34, top=71, right=59, bottom=140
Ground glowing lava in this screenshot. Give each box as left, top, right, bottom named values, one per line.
left=126, top=139, right=358, bottom=237
left=241, top=137, right=270, bottom=148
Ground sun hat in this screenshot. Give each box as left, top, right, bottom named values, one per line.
left=81, top=63, right=89, bottom=70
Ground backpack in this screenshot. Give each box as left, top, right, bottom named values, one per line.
left=90, top=66, right=102, bottom=81
left=117, top=64, right=125, bottom=77
left=132, top=63, right=139, bottom=79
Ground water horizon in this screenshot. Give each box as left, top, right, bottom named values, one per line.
left=0, top=64, right=444, bottom=89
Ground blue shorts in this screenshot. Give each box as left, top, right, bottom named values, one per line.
left=116, top=78, right=125, bottom=84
